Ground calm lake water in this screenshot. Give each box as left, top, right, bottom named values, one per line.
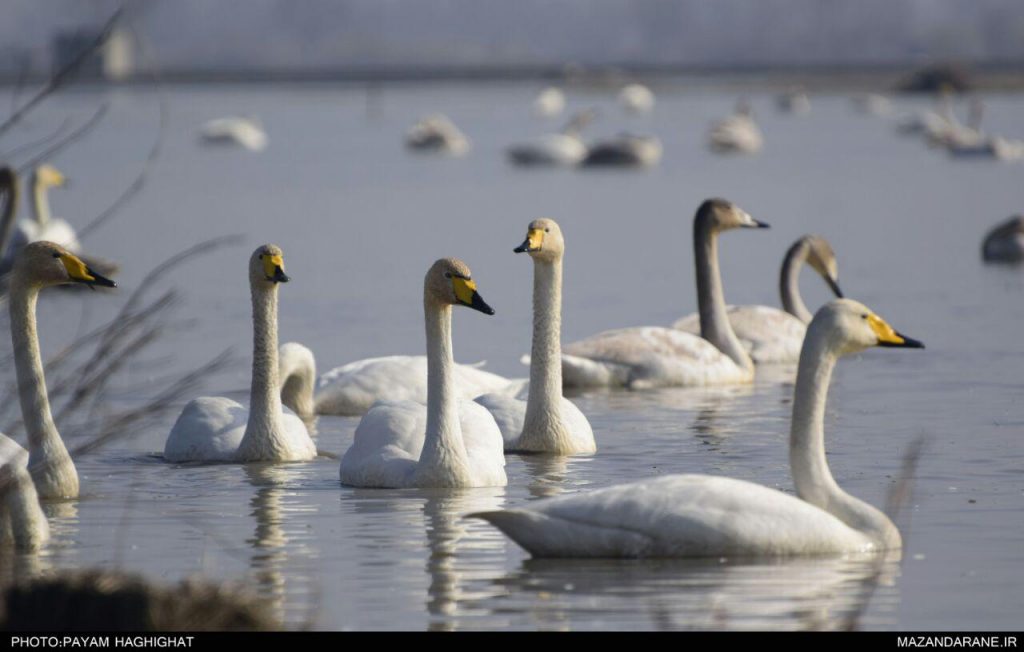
left=1, top=82, right=1022, bottom=630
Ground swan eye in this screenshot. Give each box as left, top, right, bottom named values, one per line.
left=52, top=252, right=60, bottom=259
left=545, top=228, right=550, bottom=233
left=861, top=314, right=869, bottom=320
left=444, top=272, right=452, bottom=279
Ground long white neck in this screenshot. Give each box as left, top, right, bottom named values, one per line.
left=236, top=282, right=291, bottom=461
left=780, top=241, right=812, bottom=323
left=789, top=331, right=901, bottom=548
left=517, top=257, right=572, bottom=451
left=279, top=343, right=316, bottom=428
left=31, top=174, right=51, bottom=227
left=9, top=279, right=78, bottom=499
left=414, top=299, right=472, bottom=486
left=694, top=221, right=753, bottom=374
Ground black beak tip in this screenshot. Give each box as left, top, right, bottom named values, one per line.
left=754, top=220, right=771, bottom=229
left=85, top=268, right=117, bottom=288
left=881, top=333, right=924, bottom=349
left=513, top=246, right=527, bottom=254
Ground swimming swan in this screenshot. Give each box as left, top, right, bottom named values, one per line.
left=982, top=216, right=1024, bottom=263
left=0, top=434, right=49, bottom=550
left=560, top=198, right=768, bottom=389
left=405, top=115, right=471, bottom=156
left=673, top=235, right=843, bottom=364
left=533, top=87, right=566, bottom=118
left=475, top=219, right=596, bottom=455
left=339, top=258, right=506, bottom=488
left=199, top=117, right=268, bottom=152
left=618, top=84, right=655, bottom=114
left=581, top=134, right=662, bottom=168
left=708, top=100, right=763, bottom=154
left=7, top=241, right=117, bottom=499
left=507, top=110, right=594, bottom=167
left=164, top=245, right=316, bottom=463
left=472, top=299, right=924, bottom=558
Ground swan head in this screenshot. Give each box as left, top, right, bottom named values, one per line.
left=34, top=164, right=67, bottom=189
left=12, top=241, right=116, bottom=289
left=695, top=198, right=769, bottom=232
left=426, top=258, right=494, bottom=315
left=514, top=218, right=563, bottom=262
left=251, top=244, right=289, bottom=287
left=810, top=299, right=923, bottom=356
left=800, top=235, right=843, bottom=297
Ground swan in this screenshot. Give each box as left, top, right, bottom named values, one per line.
left=4, top=165, right=79, bottom=260
left=506, top=110, right=594, bottom=167
left=533, top=87, right=566, bottom=118
left=6, top=241, right=116, bottom=499
left=199, top=117, right=268, bottom=152
left=339, top=258, right=506, bottom=488
left=851, top=93, right=892, bottom=116
left=560, top=198, right=768, bottom=389
left=777, top=88, right=811, bottom=115
left=0, top=434, right=49, bottom=550
left=472, top=299, right=924, bottom=558
left=405, top=115, right=471, bottom=156
left=474, top=219, right=595, bottom=455
left=581, top=134, right=662, bottom=167
left=708, top=100, right=763, bottom=154
left=672, top=235, right=843, bottom=364
left=164, top=245, right=316, bottom=463
left=618, top=84, right=655, bottom=114
left=982, top=216, right=1024, bottom=263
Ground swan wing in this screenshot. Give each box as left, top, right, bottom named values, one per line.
left=458, top=400, right=507, bottom=487
left=339, top=400, right=424, bottom=488
left=164, top=397, right=247, bottom=463
left=473, top=475, right=872, bottom=558
left=473, top=393, right=526, bottom=446
left=674, top=305, right=806, bottom=364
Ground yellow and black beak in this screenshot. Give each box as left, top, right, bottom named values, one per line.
left=868, top=313, right=924, bottom=349
left=58, top=252, right=116, bottom=289
left=514, top=228, right=544, bottom=254
left=452, top=275, right=495, bottom=315
left=262, top=253, right=290, bottom=284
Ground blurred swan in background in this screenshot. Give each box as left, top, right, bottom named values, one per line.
left=533, top=87, right=566, bottom=117
left=475, top=219, right=595, bottom=455
left=339, top=258, right=506, bottom=488
left=506, top=109, right=595, bottom=167
left=1, top=434, right=49, bottom=551
left=581, top=133, right=662, bottom=167
left=199, top=116, right=268, bottom=151
left=618, top=84, right=655, bottom=114
left=709, top=99, right=763, bottom=153
left=673, top=235, right=843, bottom=364
left=472, top=299, right=924, bottom=558
left=559, top=199, right=768, bottom=388
left=851, top=93, right=893, bottom=116
left=982, top=215, right=1024, bottom=263
left=164, top=245, right=316, bottom=463
left=405, top=114, right=471, bottom=156
left=777, top=87, right=811, bottom=115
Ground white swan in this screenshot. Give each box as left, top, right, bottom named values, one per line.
left=472, top=299, right=924, bottom=558
left=475, top=219, right=595, bottom=455
left=708, top=100, right=763, bottom=154
left=673, top=235, right=843, bottom=364
left=618, top=84, right=655, bottom=114
left=560, top=198, right=768, bottom=389
left=581, top=134, right=662, bottom=167
left=0, top=433, right=48, bottom=550
left=776, top=88, right=811, bottom=115
left=533, top=87, right=566, bottom=118
left=5, top=165, right=80, bottom=259
left=199, top=117, right=268, bottom=152
left=339, top=258, right=506, bottom=488
left=405, top=115, right=471, bottom=156
left=7, top=241, right=117, bottom=500
left=164, top=245, right=316, bottom=463
left=506, top=110, right=594, bottom=167
left=982, top=216, right=1024, bottom=263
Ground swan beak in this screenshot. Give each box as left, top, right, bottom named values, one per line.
left=262, top=254, right=289, bottom=283
left=514, top=228, right=544, bottom=254
left=452, top=276, right=495, bottom=315
left=748, top=219, right=770, bottom=229
left=60, top=253, right=117, bottom=288
left=272, top=267, right=290, bottom=283
left=869, top=313, right=924, bottom=349
left=826, top=276, right=844, bottom=298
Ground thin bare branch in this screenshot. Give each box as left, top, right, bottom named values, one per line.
left=16, top=103, right=110, bottom=174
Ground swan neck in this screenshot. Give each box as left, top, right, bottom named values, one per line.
left=238, top=282, right=286, bottom=456
left=694, top=221, right=751, bottom=372
left=419, top=299, right=469, bottom=478
left=790, top=331, right=900, bottom=547
left=31, top=174, right=50, bottom=227
left=523, top=258, right=565, bottom=436
left=780, top=240, right=813, bottom=323
left=9, top=278, right=74, bottom=496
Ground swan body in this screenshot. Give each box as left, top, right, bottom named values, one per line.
left=475, top=219, right=595, bottom=454
left=0, top=433, right=49, bottom=550
left=507, top=109, right=595, bottom=167
left=852, top=94, right=892, bottom=116
left=709, top=101, right=763, bottom=153
left=473, top=299, right=923, bottom=558
left=164, top=245, right=316, bottom=463
left=533, top=87, right=566, bottom=117
left=199, top=117, right=268, bottom=151
left=673, top=235, right=843, bottom=364
left=777, top=88, right=811, bottom=115
left=581, top=134, right=662, bottom=167
left=561, top=199, right=767, bottom=389
left=6, top=240, right=117, bottom=499
left=5, top=165, right=80, bottom=261
left=405, top=115, right=470, bottom=156
left=982, top=216, right=1024, bottom=263
left=618, top=84, right=655, bottom=114
left=339, top=258, right=506, bottom=488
